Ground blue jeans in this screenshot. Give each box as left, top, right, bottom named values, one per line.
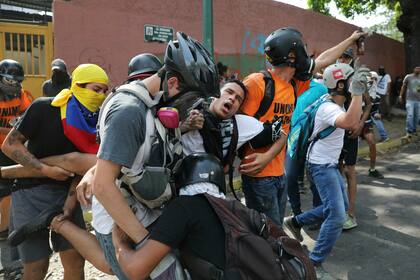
left=372, top=118, right=389, bottom=140
left=295, top=163, right=348, bottom=264
left=285, top=154, right=321, bottom=216
left=242, top=175, right=287, bottom=226
left=95, top=231, right=129, bottom=280
left=406, top=100, right=420, bottom=133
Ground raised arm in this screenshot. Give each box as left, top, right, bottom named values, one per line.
left=314, top=30, right=366, bottom=74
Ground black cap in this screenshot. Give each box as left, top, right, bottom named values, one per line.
left=51, top=58, right=67, bottom=72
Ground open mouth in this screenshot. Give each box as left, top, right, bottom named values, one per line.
left=223, top=101, right=233, bottom=111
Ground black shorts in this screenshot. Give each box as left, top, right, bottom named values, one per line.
left=361, top=121, right=374, bottom=139
left=339, top=134, right=358, bottom=166
left=10, top=184, right=86, bottom=263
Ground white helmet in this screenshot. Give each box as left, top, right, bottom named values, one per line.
left=323, top=63, right=354, bottom=89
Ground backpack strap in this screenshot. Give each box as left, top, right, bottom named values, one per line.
left=254, top=71, right=298, bottom=120
left=117, top=82, right=163, bottom=108
left=254, top=70, right=275, bottom=120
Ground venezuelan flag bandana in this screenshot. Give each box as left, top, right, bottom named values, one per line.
left=52, top=64, right=109, bottom=154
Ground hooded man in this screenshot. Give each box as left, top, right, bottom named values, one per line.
left=42, top=58, right=72, bottom=97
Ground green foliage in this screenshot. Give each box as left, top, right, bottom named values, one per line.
left=307, top=0, right=403, bottom=41
left=307, top=0, right=400, bottom=17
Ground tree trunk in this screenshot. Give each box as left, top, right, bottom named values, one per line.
left=397, top=0, right=420, bottom=72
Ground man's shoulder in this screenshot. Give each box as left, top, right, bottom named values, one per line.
left=106, top=91, right=148, bottom=114
left=31, top=97, right=54, bottom=107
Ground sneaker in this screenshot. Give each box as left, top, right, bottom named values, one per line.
left=315, top=265, right=337, bottom=280
left=8, top=204, right=62, bottom=247
left=283, top=216, right=303, bottom=242
left=380, top=137, right=390, bottom=142
left=368, top=169, right=384, bottom=179
left=343, top=213, right=358, bottom=230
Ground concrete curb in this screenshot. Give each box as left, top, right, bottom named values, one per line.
left=358, top=134, right=420, bottom=157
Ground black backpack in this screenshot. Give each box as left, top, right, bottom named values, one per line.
left=181, top=194, right=316, bottom=280
left=254, top=70, right=297, bottom=120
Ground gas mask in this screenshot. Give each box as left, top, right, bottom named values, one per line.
left=293, top=43, right=315, bottom=81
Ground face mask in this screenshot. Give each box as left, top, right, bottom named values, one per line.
left=378, top=69, right=385, bottom=76
left=0, top=81, right=21, bottom=98
left=72, top=86, right=106, bottom=112
left=52, top=71, right=69, bottom=84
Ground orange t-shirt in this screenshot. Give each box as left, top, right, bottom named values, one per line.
left=0, top=89, right=33, bottom=144
left=241, top=70, right=310, bottom=177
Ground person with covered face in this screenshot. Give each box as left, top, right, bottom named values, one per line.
left=2, top=63, right=109, bottom=280
left=42, top=58, right=72, bottom=97
left=0, top=58, right=33, bottom=278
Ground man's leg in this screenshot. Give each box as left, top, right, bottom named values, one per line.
left=0, top=195, right=11, bottom=236
left=52, top=203, right=87, bottom=280
left=372, top=118, right=389, bottom=140
left=50, top=217, right=113, bottom=275
left=242, top=175, right=283, bottom=226
left=344, top=165, right=357, bottom=217
left=276, top=176, right=287, bottom=224
left=285, top=155, right=304, bottom=216
left=296, top=163, right=347, bottom=264
left=59, top=249, right=85, bottom=280
left=405, top=100, right=415, bottom=134
left=22, top=259, right=49, bottom=280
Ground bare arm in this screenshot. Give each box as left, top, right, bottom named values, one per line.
left=1, top=152, right=96, bottom=179
left=113, top=226, right=171, bottom=280
left=93, top=158, right=148, bottom=243
left=335, top=95, right=363, bottom=130
left=349, top=91, right=372, bottom=138
left=314, top=30, right=366, bottom=74
left=2, top=128, right=73, bottom=181
left=399, top=81, right=407, bottom=98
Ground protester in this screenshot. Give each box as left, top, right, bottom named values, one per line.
left=360, top=71, right=384, bottom=180
left=399, top=66, right=420, bottom=137
left=2, top=63, right=109, bottom=280
left=377, top=66, right=392, bottom=119
left=240, top=28, right=366, bottom=227
left=42, top=58, right=72, bottom=97
left=284, top=63, right=368, bottom=279
left=0, top=58, right=33, bottom=279
left=336, top=49, right=374, bottom=230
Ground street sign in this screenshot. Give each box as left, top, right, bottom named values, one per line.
left=144, top=24, right=174, bottom=43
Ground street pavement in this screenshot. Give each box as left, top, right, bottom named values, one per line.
left=300, top=140, right=420, bottom=280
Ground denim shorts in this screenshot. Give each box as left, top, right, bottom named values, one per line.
left=95, top=230, right=129, bottom=280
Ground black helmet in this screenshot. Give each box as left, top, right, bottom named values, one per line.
left=264, top=28, right=314, bottom=81
left=164, top=32, right=219, bottom=98
left=174, top=153, right=226, bottom=194
left=0, top=59, right=24, bottom=82
left=128, top=53, right=162, bottom=80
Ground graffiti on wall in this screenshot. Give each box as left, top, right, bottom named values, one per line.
left=241, top=30, right=267, bottom=55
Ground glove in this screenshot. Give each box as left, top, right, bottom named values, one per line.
left=349, top=66, right=370, bottom=96
left=271, top=118, right=285, bottom=142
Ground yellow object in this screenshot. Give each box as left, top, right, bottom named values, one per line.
left=0, top=21, right=53, bottom=99
left=52, top=64, right=109, bottom=112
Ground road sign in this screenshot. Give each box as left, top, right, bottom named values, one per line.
left=144, top=24, right=174, bottom=43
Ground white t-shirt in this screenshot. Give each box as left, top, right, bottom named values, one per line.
left=182, top=114, right=263, bottom=156
left=376, top=74, right=391, bottom=96
left=307, top=102, right=345, bottom=164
